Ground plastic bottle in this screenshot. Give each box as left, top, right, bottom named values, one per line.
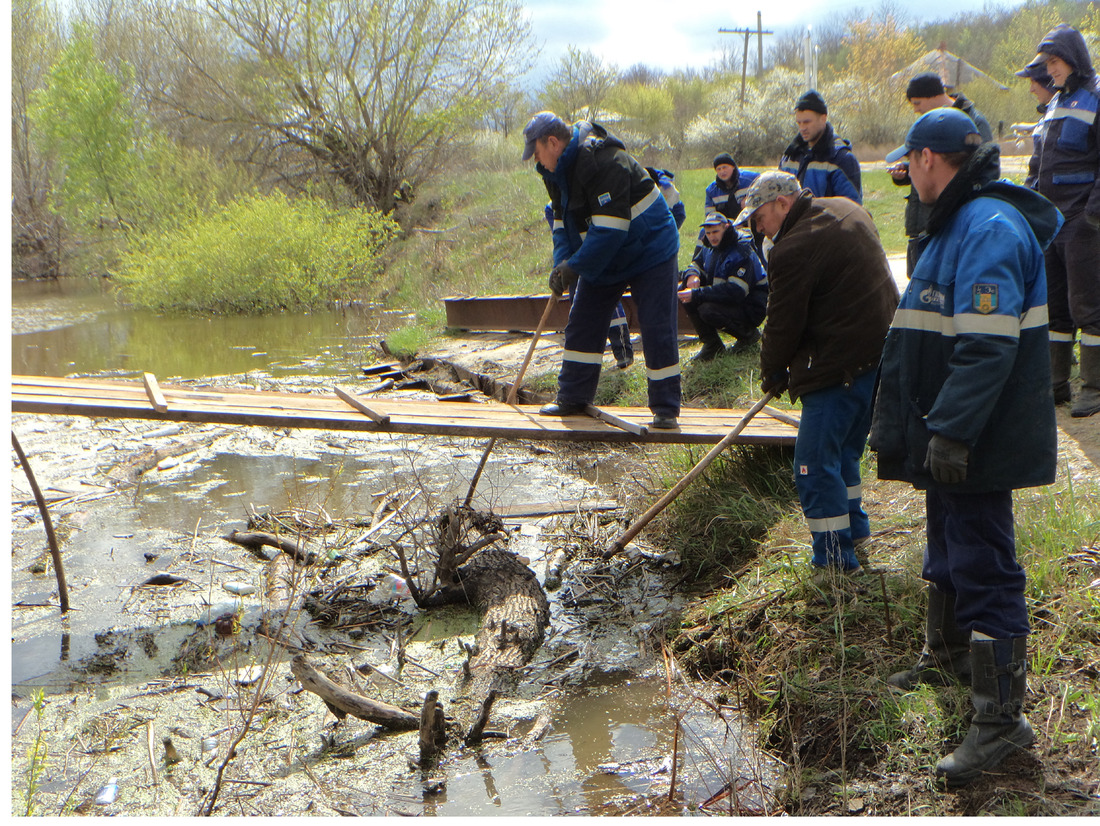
left=94, top=778, right=118, bottom=806
left=369, top=573, right=411, bottom=603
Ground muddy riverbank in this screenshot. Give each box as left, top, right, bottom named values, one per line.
left=11, top=354, right=782, bottom=816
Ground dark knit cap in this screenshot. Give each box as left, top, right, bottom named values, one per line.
left=712, top=152, right=735, bottom=168
left=906, top=72, right=946, bottom=99
left=794, top=89, right=827, bottom=114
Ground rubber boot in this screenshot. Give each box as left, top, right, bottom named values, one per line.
left=1050, top=340, right=1073, bottom=405
left=1071, top=344, right=1100, bottom=418
left=887, top=585, right=971, bottom=691
left=935, top=635, right=1034, bottom=786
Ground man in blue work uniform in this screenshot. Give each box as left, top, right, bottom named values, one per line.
left=678, top=213, right=767, bottom=361
left=1025, top=24, right=1100, bottom=417
left=692, top=152, right=759, bottom=261
left=778, top=90, right=862, bottom=203
left=523, top=111, right=681, bottom=429
left=738, top=171, right=897, bottom=578
left=871, top=108, right=1062, bottom=786
left=890, top=72, right=995, bottom=276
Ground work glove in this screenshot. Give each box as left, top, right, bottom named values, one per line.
left=761, top=370, right=789, bottom=396
left=925, top=434, right=969, bottom=484
left=548, top=262, right=579, bottom=295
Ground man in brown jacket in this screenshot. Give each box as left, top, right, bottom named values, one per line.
left=736, top=171, right=899, bottom=577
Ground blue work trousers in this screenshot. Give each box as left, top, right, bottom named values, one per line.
left=558, top=256, right=681, bottom=417
left=793, top=370, right=875, bottom=570
left=922, top=487, right=1029, bottom=639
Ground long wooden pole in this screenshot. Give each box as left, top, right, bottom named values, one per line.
left=12, top=432, right=71, bottom=612
left=463, top=294, right=560, bottom=507
left=602, top=391, right=777, bottom=559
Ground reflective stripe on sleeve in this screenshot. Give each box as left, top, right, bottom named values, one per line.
left=847, top=484, right=862, bottom=499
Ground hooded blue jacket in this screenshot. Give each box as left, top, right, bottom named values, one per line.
left=779, top=122, right=862, bottom=203
left=870, top=145, right=1064, bottom=491
left=538, top=122, right=679, bottom=286
left=1028, top=23, right=1100, bottom=221
left=684, top=227, right=768, bottom=323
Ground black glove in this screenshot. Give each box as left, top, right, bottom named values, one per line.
left=925, top=434, right=969, bottom=484
left=549, top=262, right=580, bottom=295
left=761, top=370, right=789, bottom=395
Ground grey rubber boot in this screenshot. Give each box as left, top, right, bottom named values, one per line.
left=1050, top=340, right=1073, bottom=404
left=887, top=585, right=971, bottom=691
left=1071, top=344, right=1100, bottom=417
left=935, top=636, right=1034, bottom=786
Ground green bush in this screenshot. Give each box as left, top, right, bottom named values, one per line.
left=114, top=193, right=400, bottom=313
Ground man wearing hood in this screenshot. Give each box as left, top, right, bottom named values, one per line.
left=890, top=72, right=995, bottom=276
left=870, top=108, right=1063, bottom=786
left=1026, top=23, right=1100, bottom=417
left=778, top=90, right=862, bottom=203
left=523, top=112, right=681, bottom=429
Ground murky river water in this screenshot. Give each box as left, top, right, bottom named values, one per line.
left=10, top=279, right=778, bottom=815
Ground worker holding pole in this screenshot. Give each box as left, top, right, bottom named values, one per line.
left=736, top=171, right=898, bottom=580
left=522, top=111, right=682, bottom=430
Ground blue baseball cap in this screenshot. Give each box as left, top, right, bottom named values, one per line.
left=522, top=112, right=568, bottom=161
left=886, top=107, right=983, bottom=164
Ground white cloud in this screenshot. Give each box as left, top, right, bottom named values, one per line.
left=521, top=0, right=1027, bottom=78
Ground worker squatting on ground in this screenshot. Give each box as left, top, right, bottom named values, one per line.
left=737, top=170, right=899, bottom=576
left=678, top=213, right=767, bottom=362
left=890, top=71, right=995, bottom=276
left=871, top=107, right=1063, bottom=786
left=1023, top=24, right=1100, bottom=418
left=778, top=89, right=862, bottom=203
left=522, top=111, right=682, bottom=429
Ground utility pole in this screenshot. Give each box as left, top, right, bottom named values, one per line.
left=719, top=13, right=774, bottom=104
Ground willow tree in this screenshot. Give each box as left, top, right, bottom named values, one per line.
left=152, top=0, right=535, bottom=211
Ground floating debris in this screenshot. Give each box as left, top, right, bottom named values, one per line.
left=94, top=777, right=119, bottom=806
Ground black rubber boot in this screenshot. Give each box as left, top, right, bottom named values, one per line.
left=1071, top=344, right=1100, bottom=417
left=1050, top=340, right=1073, bottom=405
left=887, top=585, right=971, bottom=691
left=935, top=636, right=1034, bottom=786
left=686, top=308, right=725, bottom=362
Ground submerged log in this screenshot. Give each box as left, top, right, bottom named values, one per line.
left=291, top=655, right=418, bottom=729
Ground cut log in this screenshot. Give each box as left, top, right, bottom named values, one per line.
left=291, top=655, right=418, bottom=730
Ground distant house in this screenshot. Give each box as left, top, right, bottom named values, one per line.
left=889, top=44, right=1008, bottom=91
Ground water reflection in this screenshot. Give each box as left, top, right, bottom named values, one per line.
left=11, top=278, right=405, bottom=379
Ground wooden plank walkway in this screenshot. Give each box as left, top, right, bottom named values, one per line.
left=11, top=374, right=799, bottom=446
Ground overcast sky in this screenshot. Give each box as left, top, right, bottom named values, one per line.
left=522, top=0, right=1027, bottom=79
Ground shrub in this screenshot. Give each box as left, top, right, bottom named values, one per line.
left=113, top=193, right=400, bottom=313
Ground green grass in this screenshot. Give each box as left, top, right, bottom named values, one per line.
left=378, top=160, right=910, bottom=348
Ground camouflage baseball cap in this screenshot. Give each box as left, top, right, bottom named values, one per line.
left=734, top=171, right=802, bottom=226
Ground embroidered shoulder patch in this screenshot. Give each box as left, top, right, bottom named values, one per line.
left=973, top=284, right=998, bottom=314
left=598, top=192, right=612, bottom=206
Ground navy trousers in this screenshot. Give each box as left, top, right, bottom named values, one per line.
left=922, top=487, right=1029, bottom=639
left=557, top=256, right=681, bottom=417
left=793, top=370, right=876, bottom=571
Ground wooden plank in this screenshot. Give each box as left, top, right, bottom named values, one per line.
left=12, top=375, right=799, bottom=446
left=142, top=372, right=169, bottom=414
left=333, top=385, right=390, bottom=425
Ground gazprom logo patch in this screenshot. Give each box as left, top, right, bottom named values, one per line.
left=919, top=286, right=945, bottom=307
left=598, top=192, right=612, bottom=206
